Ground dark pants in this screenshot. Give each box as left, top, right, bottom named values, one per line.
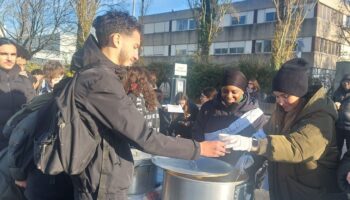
left=336, top=127, right=350, bottom=155
left=25, top=169, right=74, bottom=200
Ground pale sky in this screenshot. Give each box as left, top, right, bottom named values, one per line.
left=126, top=0, right=245, bottom=17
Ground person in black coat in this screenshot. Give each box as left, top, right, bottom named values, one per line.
left=25, top=11, right=226, bottom=200
left=169, top=92, right=199, bottom=139
left=192, top=68, right=268, bottom=200
left=0, top=38, right=35, bottom=151
left=333, top=74, right=350, bottom=153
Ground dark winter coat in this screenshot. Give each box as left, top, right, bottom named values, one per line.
left=168, top=101, right=199, bottom=139
left=258, top=86, right=347, bottom=200
left=0, top=65, right=35, bottom=150
left=193, top=92, right=267, bottom=141
left=192, top=92, right=268, bottom=189
left=338, top=149, right=350, bottom=192
left=333, top=85, right=350, bottom=130
left=70, top=35, right=201, bottom=200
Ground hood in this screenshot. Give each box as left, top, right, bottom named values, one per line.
left=296, top=85, right=337, bottom=121
left=70, top=34, right=126, bottom=76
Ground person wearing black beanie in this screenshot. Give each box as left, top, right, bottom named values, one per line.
left=192, top=67, right=268, bottom=200
left=220, top=68, right=248, bottom=106
left=271, top=58, right=310, bottom=112
left=221, top=58, right=347, bottom=200
left=272, top=58, right=309, bottom=98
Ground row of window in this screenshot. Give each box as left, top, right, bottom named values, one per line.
left=143, top=37, right=336, bottom=57
left=314, top=37, right=341, bottom=56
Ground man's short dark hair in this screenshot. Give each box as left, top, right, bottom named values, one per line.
left=92, top=10, right=141, bottom=47
left=0, top=37, right=16, bottom=47
left=16, top=44, right=31, bottom=60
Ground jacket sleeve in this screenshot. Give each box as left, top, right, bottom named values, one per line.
left=75, top=71, right=200, bottom=160
left=257, top=112, right=333, bottom=163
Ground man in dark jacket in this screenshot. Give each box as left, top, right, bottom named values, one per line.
left=333, top=74, right=350, bottom=153
left=25, top=10, right=226, bottom=200
left=0, top=37, right=35, bottom=151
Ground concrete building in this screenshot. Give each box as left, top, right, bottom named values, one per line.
left=32, top=32, right=77, bottom=65
left=141, top=0, right=349, bottom=82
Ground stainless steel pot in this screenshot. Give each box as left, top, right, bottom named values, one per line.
left=162, top=170, right=248, bottom=200
left=152, top=156, right=249, bottom=200
left=128, top=149, right=157, bottom=195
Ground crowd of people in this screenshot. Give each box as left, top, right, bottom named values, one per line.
left=1, top=9, right=350, bottom=200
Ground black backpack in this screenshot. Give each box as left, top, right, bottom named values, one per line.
left=33, top=72, right=101, bottom=175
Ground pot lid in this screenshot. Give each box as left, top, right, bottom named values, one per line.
left=152, top=156, right=233, bottom=177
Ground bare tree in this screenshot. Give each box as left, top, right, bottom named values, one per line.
left=188, top=0, right=234, bottom=63
left=0, top=0, right=74, bottom=57
left=271, top=0, right=318, bottom=69
left=139, top=0, right=152, bottom=24
left=70, top=0, right=101, bottom=50
left=339, top=0, right=350, bottom=46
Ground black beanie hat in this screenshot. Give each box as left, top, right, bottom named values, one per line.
left=341, top=74, right=350, bottom=82
left=222, top=68, right=247, bottom=91
left=272, top=58, right=309, bottom=97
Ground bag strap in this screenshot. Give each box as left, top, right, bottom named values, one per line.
left=97, top=138, right=109, bottom=200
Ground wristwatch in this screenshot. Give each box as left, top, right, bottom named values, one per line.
left=251, top=137, right=259, bottom=152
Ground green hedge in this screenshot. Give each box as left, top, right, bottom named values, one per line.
left=146, top=56, right=277, bottom=101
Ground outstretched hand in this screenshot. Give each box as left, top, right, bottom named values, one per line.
left=199, top=141, right=226, bottom=157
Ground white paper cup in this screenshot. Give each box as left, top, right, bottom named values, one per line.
left=218, top=133, right=232, bottom=153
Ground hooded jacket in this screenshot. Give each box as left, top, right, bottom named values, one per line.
left=70, top=35, right=200, bottom=199
left=0, top=65, right=35, bottom=150
left=257, top=86, right=347, bottom=200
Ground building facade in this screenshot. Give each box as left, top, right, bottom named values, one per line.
left=32, top=33, right=77, bottom=65
left=141, top=0, right=348, bottom=83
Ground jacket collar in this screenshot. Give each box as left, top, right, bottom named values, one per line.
left=0, top=65, right=21, bottom=79
left=70, top=35, right=126, bottom=76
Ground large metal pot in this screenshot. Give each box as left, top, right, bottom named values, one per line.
left=152, top=156, right=249, bottom=200
left=128, top=149, right=157, bottom=195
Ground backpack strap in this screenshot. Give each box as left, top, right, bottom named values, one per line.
left=97, top=137, right=109, bottom=200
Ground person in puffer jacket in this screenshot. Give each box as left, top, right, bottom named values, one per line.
left=333, top=74, right=350, bottom=153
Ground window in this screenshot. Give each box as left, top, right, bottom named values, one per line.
left=347, top=16, right=350, bottom=27
left=263, top=40, right=271, bottom=52
left=176, top=19, right=188, bottom=31
left=214, top=48, right=228, bottom=55
left=176, top=19, right=196, bottom=31
left=232, top=15, right=247, bottom=25
left=255, top=40, right=272, bottom=53
left=265, top=12, right=276, bottom=22
left=176, top=49, right=187, bottom=56
left=189, top=19, right=196, bottom=30
left=229, top=47, right=244, bottom=54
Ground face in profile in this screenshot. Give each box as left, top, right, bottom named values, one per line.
left=0, top=44, right=17, bottom=70
left=118, top=30, right=141, bottom=67
left=221, top=85, right=244, bottom=105
left=273, top=91, right=301, bottom=112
